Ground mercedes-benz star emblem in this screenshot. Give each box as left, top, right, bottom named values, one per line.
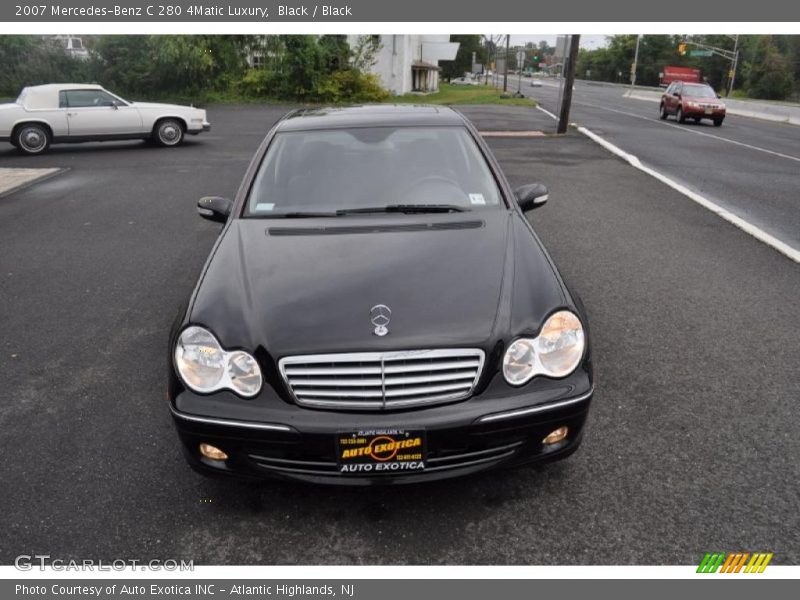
left=370, top=304, right=391, bottom=337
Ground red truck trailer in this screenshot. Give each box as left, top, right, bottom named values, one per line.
left=660, top=66, right=701, bottom=87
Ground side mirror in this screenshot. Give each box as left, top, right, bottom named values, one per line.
left=515, top=183, right=549, bottom=212
left=197, top=196, right=233, bottom=223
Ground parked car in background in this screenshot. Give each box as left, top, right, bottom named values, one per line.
left=0, top=83, right=210, bottom=155
left=169, top=105, right=594, bottom=485
left=451, top=77, right=481, bottom=86
left=660, top=81, right=726, bottom=126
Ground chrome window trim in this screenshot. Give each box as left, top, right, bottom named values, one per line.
left=279, top=348, right=486, bottom=410
left=169, top=404, right=294, bottom=432
left=477, top=389, right=594, bottom=424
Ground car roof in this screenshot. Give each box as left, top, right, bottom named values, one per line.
left=275, top=105, right=467, bottom=132
left=18, top=84, right=105, bottom=109
left=26, top=83, right=105, bottom=92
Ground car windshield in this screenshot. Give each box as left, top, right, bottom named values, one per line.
left=245, top=126, right=504, bottom=217
left=683, top=85, right=717, bottom=98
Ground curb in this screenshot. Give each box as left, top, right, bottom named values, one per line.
left=0, top=168, right=68, bottom=199
left=574, top=125, right=800, bottom=264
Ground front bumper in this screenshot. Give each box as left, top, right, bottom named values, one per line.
left=684, top=107, right=726, bottom=119
left=170, top=384, right=593, bottom=485
left=187, top=121, right=211, bottom=135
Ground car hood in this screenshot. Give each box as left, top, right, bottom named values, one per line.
left=131, top=101, right=199, bottom=112
left=685, top=95, right=725, bottom=106
left=189, top=211, right=565, bottom=358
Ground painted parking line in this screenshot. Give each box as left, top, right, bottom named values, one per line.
left=480, top=131, right=546, bottom=137
left=536, top=105, right=559, bottom=121
left=572, top=101, right=800, bottom=164
left=523, top=95, right=799, bottom=262
left=576, top=125, right=800, bottom=263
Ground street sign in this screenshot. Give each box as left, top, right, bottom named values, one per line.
left=690, top=50, right=713, bottom=57
left=555, top=35, right=568, bottom=59
left=516, top=50, right=526, bottom=66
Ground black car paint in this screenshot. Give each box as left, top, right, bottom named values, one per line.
left=168, top=106, right=594, bottom=484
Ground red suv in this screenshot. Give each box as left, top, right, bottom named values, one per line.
left=660, top=82, right=726, bottom=127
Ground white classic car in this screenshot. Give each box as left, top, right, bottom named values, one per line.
left=0, top=83, right=210, bottom=155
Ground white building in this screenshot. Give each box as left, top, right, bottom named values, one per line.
left=349, top=35, right=460, bottom=95
left=50, top=35, right=90, bottom=61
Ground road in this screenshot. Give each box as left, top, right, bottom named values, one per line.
left=513, top=77, right=800, bottom=251
left=0, top=105, right=798, bottom=565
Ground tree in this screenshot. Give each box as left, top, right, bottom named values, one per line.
left=0, top=36, right=89, bottom=97
left=148, top=36, right=250, bottom=95
left=349, top=35, right=382, bottom=71
left=90, top=35, right=157, bottom=95
left=89, top=35, right=252, bottom=98
left=441, top=35, right=486, bottom=79
left=742, top=36, right=794, bottom=100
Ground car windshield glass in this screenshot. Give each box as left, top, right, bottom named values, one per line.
left=683, top=85, right=717, bottom=98
left=245, top=126, right=504, bottom=217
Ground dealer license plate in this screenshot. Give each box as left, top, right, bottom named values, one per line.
left=336, top=429, right=426, bottom=475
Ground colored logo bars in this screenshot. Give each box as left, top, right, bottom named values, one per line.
left=697, top=552, right=773, bottom=573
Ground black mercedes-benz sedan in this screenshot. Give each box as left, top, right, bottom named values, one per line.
left=168, top=105, right=594, bottom=485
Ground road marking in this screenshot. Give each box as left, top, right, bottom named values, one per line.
left=577, top=125, right=800, bottom=263
left=480, top=131, right=545, bottom=137
left=536, top=105, right=558, bottom=121
left=573, top=101, right=800, bottom=164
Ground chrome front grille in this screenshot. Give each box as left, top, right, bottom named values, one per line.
left=279, top=349, right=485, bottom=410
left=248, top=441, right=522, bottom=477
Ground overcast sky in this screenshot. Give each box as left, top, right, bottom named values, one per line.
left=484, top=35, right=611, bottom=49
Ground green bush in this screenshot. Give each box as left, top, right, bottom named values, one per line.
left=315, top=71, right=389, bottom=103
left=2, top=34, right=389, bottom=105
left=239, top=68, right=275, bottom=98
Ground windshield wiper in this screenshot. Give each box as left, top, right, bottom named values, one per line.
left=336, top=204, right=469, bottom=215
left=266, top=211, right=339, bottom=218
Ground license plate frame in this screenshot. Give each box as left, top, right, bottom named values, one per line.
left=336, top=429, right=427, bottom=475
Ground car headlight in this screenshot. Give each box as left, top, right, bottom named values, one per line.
left=174, top=326, right=263, bottom=397
left=502, top=310, right=585, bottom=386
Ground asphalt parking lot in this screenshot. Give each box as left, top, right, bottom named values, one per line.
left=0, top=104, right=798, bottom=565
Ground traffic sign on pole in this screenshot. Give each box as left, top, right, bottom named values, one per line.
left=690, top=50, right=713, bottom=57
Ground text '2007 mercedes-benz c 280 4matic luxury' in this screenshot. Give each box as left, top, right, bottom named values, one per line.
left=169, top=105, right=594, bottom=485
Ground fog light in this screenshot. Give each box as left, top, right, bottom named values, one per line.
left=542, top=426, right=569, bottom=445
left=199, top=443, right=228, bottom=461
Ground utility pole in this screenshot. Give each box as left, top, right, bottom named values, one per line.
left=631, top=34, right=642, bottom=88
left=557, top=34, right=580, bottom=134
left=678, top=37, right=740, bottom=96
left=727, top=34, right=739, bottom=97
left=503, top=34, right=510, bottom=92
